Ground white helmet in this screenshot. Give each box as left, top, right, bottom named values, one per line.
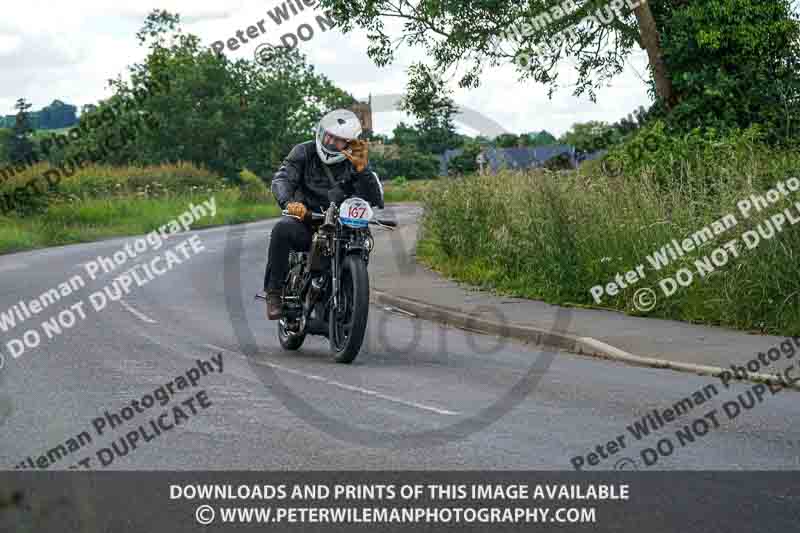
left=315, top=109, right=362, bottom=165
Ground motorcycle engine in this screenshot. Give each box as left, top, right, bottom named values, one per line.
left=286, top=252, right=307, bottom=294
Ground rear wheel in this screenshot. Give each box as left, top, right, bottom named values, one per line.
left=329, top=255, right=369, bottom=364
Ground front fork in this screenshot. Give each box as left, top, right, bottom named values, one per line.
left=332, top=235, right=371, bottom=315
left=331, top=235, right=341, bottom=312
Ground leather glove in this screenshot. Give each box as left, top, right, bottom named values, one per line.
left=343, top=139, right=369, bottom=172
left=286, top=202, right=308, bottom=220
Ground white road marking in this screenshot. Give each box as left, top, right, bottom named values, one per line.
left=0, top=261, right=28, bottom=273
left=383, top=306, right=417, bottom=318
left=205, top=344, right=248, bottom=358
left=205, top=344, right=460, bottom=417
left=120, top=300, right=157, bottom=324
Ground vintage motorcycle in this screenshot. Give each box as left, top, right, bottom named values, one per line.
left=273, top=197, right=397, bottom=364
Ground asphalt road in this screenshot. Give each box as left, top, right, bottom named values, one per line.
left=0, top=204, right=799, bottom=471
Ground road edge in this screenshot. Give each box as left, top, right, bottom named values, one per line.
left=373, top=290, right=800, bottom=392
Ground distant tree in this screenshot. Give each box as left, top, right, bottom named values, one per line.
left=608, top=105, right=649, bottom=137
left=447, top=141, right=481, bottom=175
left=7, top=98, right=36, bottom=164
left=0, top=128, right=12, bottom=163
left=391, top=122, right=420, bottom=148
left=495, top=133, right=520, bottom=148
left=400, top=65, right=461, bottom=155
left=370, top=146, right=439, bottom=180
left=525, top=130, right=557, bottom=146
left=559, top=121, right=620, bottom=153
left=61, top=10, right=354, bottom=177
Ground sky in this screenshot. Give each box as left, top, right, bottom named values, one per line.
left=0, top=0, right=653, bottom=138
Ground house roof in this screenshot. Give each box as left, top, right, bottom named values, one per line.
left=483, top=145, right=575, bottom=172
left=438, top=144, right=577, bottom=175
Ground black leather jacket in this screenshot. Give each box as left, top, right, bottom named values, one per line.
left=268, top=141, right=385, bottom=213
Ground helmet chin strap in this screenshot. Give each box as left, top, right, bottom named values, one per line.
left=321, top=136, right=353, bottom=163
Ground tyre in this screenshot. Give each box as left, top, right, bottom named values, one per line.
left=278, top=319, right=306, bottom=350
left=329, top=255, right=370, bottom=364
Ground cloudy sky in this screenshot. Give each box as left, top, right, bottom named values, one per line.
left=0, top=0, right=652, bottom=138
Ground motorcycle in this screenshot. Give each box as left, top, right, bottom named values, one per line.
left=271, top=198, right=397, bottom=364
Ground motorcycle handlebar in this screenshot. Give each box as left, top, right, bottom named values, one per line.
left=281, top=210, right=398, bottom=227
left=281, top=210, right=325, bottom=221
left=372, top=219, right=397, bottom=227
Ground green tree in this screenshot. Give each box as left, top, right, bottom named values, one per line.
left=559, top=121, right=620, bottom=153
left=370, top=147, right=439, bottom=180
left=8, top=98, right=36, bottom=164
left=525, top=130, right=557, bottom=146
left=0, top=129, right=12, bottom=163
left=320, top=0, right=800, bottom=141
left=447, top=141, right=481, bottom=175
left=391, top=122, right=420, bottom=148
left=399, top=65, right=461, bottom=155
left=320, top=0, right=672, bottom=104
left=495, top=133, right=520, bottom=148
left=653, top=0, right=800, bottom=143
left=612, top=106, right=648, bottom=136
left=61, top=10, right=354, bottom=178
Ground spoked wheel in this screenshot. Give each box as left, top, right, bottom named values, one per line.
left=329, top=255, right=369, bottom=364
left=278, top=318, right=306, bottom=350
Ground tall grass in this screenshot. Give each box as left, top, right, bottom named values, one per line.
left=0, top=161, right=223, bottom=210
left=419, top=126, right=800, bottom=335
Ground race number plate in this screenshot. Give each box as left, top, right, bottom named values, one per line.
left=339, top=197, right=373, bottom=228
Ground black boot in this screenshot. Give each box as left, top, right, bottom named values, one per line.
left=266, top=289, right=283, bottom=320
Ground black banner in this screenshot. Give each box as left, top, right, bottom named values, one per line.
left=0, top=472, right=796, bottom=532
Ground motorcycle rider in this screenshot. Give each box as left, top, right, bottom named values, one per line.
left=263, top=109, right=385, bottom=320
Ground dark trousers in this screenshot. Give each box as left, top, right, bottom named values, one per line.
left=264, top=217, right=313, bottom=291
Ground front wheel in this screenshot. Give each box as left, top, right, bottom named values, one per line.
left=329, top=255, right=369, bottom=364
left=278, top=319, right=306, bottom=350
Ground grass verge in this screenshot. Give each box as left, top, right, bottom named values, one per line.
left=0, top=189, right=280, bottom=255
